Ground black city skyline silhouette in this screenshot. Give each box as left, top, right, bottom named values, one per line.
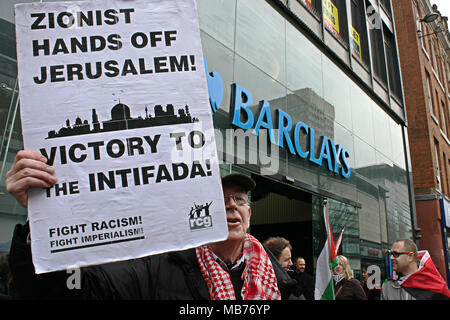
left=46, top=102, right=199, bottom=139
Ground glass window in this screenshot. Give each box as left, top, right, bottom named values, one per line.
left=435, top=140, right=441, bottom=191
left=323, top=0, right=348, bottom=45
left=286, top=88, right=331, bottom=181
left=234, top=55, right=287, bottom=112
left=235, top=0, right=286, bottom=85
left=299, top=0, right=322, bottom=17
left=328, top=198, right=359, bottom=251
left=315, top=120, right=357, bottom=202
left=372, top=102, right=393, bottom=160
left=322, top=56, right=352, bottom=131
left=350, top=82, right=374, bottom=146
left=197, top=0, right=236, bottom=51
left=380, top=155, right=412, bottom=244
left=201, top=31, right=234, bottom=114
left=390, top=120, right=406, bottom=170
left=367, top=3, right=387, bottom=86
left=375, top=151, right=391, bottom=244
left=426, top=72, right=435, bottom=117
left=443, top=154, right=448, bottom=194
left=434, top=90, right=440, bottom=121
left=350, top=0, right=369, bottom=66
left=383, top=25, right=402, bottom=99
left=286, top=87, right=320, bottom=186
left=379, top=0, right=392, bottom=17
left=312, top=195, right=360, bottom=275
left=358, top=186, right=381, bottom=244
left=286, top=22, right=323, bottom=97
left=233, top=54, right=288, bottom=176
left=333, top=122, right=355, bottom=170
left=441, top=100, right=448, bottom=136
left=354, top=136, right=376, bottom=170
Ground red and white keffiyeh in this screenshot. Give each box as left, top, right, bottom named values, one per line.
left=196, top=234, right=281, bottom=300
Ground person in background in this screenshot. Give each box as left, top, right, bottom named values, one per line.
left=263, top=237, right=293, bottom=272
left=332, top=255, right=367, bottom=300
left=291, top=256, right=314, bottom=300
left=361, top=265, right=381, bottom=300
left=381, top=239, right=450, bottom=300
left=263, top=236, right=299, bottom=299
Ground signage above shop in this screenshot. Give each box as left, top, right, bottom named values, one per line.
left=205, top=60, right=351, bottom=179
left=350, top=25, right=362, bottom=61
left=323, top=0, right=340, bottom=38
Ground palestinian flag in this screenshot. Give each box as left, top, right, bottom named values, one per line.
left=334, top=227, right=345, bottom=257
left=398, top=251, right=450, bottom=300
left=314, top=201, right=338, bottom=300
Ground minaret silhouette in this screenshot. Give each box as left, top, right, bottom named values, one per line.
left=92, top=109, right=100, bottom=132
left=92, top=109, right=99, bottom=123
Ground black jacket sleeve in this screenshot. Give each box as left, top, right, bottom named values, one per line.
left=8, top=223, right=156, bottom=300
left=8, top=222, right=84, bottom=299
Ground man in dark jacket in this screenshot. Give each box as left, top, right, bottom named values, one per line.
left=6, top=150, right=295, bottom=300
left=291, top=257, right=314, bottom=300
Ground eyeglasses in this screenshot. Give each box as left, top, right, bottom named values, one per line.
left=389, top=251, right=414, bottom=258
left=224, top=193, right=249, bottom=206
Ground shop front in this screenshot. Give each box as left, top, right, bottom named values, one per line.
left=197, top=0, right=414, bottom=283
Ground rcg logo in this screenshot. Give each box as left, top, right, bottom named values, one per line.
left=204, top=58, right=223, bottom=114
left=188, top=201, right=213, bottom=231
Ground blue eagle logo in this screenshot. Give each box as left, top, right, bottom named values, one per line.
left=204, top=58, right=223, bottom=114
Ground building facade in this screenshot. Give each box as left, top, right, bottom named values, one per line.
left=0, top=0, right=416, bottom=296
left=393, top=0, right=450, bottom=285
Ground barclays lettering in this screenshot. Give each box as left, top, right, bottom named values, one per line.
left=205, top=59, right=351, bottom=179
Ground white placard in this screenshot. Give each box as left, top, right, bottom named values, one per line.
left=15, top=0, right=228, bottom=274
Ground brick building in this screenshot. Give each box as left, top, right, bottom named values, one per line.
left=393, top=0, right=450, bottom=284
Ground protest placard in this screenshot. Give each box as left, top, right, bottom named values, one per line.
left=14, top=0, right=228, bottom=274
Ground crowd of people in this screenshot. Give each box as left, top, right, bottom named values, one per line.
left=3, top=150, right=450, bottom=300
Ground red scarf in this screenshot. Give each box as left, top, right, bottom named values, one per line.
left=399, top=251, right=450, bottom=298
left=196, top=234, right=281, bottom=300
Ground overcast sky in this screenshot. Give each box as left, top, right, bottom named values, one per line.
left=430, top=0, right=450, bottom=18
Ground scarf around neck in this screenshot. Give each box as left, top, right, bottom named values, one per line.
left=397, top=251, right=450, bottom=299
left=196, top=234, right=281, bottom=300
left=333, top=273, right=345, bottom=284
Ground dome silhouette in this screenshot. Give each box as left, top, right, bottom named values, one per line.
left=111, top=103, right=131, bottom=120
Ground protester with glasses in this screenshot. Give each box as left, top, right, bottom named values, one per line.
left=6, top=150, right=297, bottom=300
left=381, top=238, right=450, bottom=300
left=381, top=239, right=419, bottom=300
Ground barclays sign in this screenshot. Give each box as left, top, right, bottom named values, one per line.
left=205, top=59, right=351, bottom=179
